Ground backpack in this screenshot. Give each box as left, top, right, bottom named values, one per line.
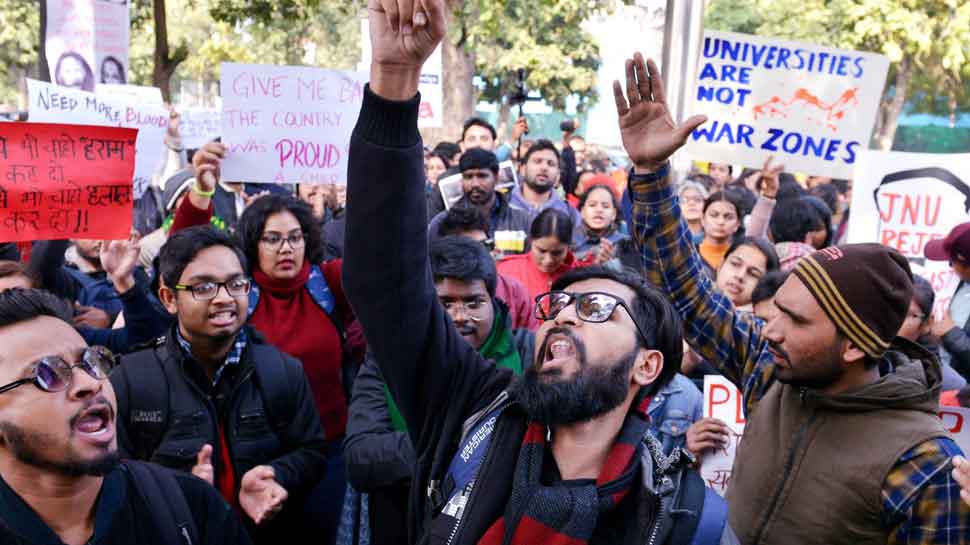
left=122, top=460, right=198, bottom=545
left=119, top=337, right=297, bottom=460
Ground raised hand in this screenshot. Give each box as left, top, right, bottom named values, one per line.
left=953, top=456, right=970, bottom=506
left=759, top=156, right=784, bottom=198
left=596, top=238, right=615, bottom=265
left=73, top=305, right=112, bottom=329
left=368, top=0, right=447, bottom=100
left=685, top=417, right=730, bottom=459
left=239, top=466, right=288, bottom=525
left=613, top=53, right=706, bottom=174
left=100, top=235, right=141, bottom=293
left=192, top=141, right=226, bottom=190
left=191, top=444, right=214, bottom=485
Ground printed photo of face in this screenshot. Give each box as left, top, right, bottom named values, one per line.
left=100, top=57, right=126, bottom=85
left=55, top=52, right=95, bottom=92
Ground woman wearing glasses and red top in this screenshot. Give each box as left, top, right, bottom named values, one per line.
left=170, top=142, right=365, bottom=541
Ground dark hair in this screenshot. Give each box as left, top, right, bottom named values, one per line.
left=808, top=184, right=838, bottom=214
left=724, top=185, right=756, bottom=218
left=462, top=117, right=497, bottom=142
left=688, top=173, right=715, bottom=191
left=710, top=162, right=733, bottom=175
left=775, top=175, right=805, bottom=202
left=100, top=56, right=126, bottom=84
left=159, top=226, right=248, bottom=289
left=530, top=208, right=573, bottom=244
left=437, top=206, right=490, bottom=238
left=769, top=198, right=824, bottom=244
left=236, top=194, right=323, bottom=273
left=801, top=196, right=833, bottom=247
left=0, top=261, right=31, bottom=283
left=0, top=288, right=74, bottom=328
left=830, top=179, right=850, bottom=195
left=429, top=236, right=497, bottom=297
left=726, top=237, right=780, bottom=272
left=702, top=190, right=744, bottom=219
left=911, top=275, right=935, bottom=320
left=433, top=141, right=461, bottom=159
left=54, top=51, right=95, bottom=91
left=428, top=150, right=452, bottom=170
left=578, top=184, right=621, bottom=231
left=522, top=139, right=561, bottom=167
left=751, top=271, right=790, bottom=306
left=459, top=148, right=499, bottom=175
left=552, top=266, right=683, bottom=396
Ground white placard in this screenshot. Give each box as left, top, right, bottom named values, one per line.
left=686, top=30, right=889, bottom=179
left=27, top=79, right=168, bottom=198
left=219, top=62, right=367, bottom=185
left=939, top=406, right=970, bottom=455
left=97, top=84, right=164, bottom=105
left=179, top=107, right=222, bottom=149
left=700, top=375, right=746, bottom=497
left=46, top=0, right=130, bottom=91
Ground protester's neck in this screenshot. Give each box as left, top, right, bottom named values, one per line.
left=704, top=235, right=730, bottom=247
left=550, top=395, right=634, bottom=480
left=0, top=458, right=101, bottom=545
left=476, top=194, right=497, bottom=216
left=522, top=183, right=552, bottom=207
left=180, top=325, right=237, bottom=380
left=686, top=219, right=703, bottom=235
left=822, top=364, right=881, bottom=396
left=76, top=255, right=103, bottom=274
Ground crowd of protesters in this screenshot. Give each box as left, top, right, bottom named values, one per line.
left=1, top=1, right=970, bottom=544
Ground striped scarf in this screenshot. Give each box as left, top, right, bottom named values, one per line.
left=478, top=395, right=651, bottom=545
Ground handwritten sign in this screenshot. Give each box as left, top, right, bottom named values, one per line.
left=97, top=84, right=164, bottom=105
left=700, top=375, right=746, bottom=497
left=46, top=0, right=130, bottom=92
left=220, top=62, right=366, bottom=185
left=0, top=122, right=136, bottom=242
left=179, top=108, right=221, bottom=149
left=939, top=406, right=970, bottom=455
left=686, top=31, right=888, bottom=179
left=27, top=79, right=168, bottom=199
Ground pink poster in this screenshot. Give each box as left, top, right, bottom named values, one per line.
left=46, top=0, right=130, bottom=91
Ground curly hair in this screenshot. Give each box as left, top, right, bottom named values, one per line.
left=236, top=194, right=324, bottom=273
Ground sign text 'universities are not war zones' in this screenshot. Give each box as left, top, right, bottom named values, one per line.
left=0, top=123, right=136, bottom=242
left=701, top=375, right=746, bottom=497
left=686, top=31, right=889, bottom=179
left=26, top=79, right=169, bottom=199
left=220, top=62, right=367, bottom=185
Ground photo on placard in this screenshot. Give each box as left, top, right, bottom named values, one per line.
left=496, top=160, right=518, bottom=192
left=439, top=172, right=465, bottom=210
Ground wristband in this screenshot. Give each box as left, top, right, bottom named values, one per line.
left=628, top=162, right=670, bottom=183
left=192, top=181, right=215, bottom=197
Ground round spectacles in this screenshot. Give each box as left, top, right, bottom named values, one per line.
left=174, top=277, right=252, bottom=301
left=0, top=346, right=117, bottom=394
left=441, top=298, right=490, bottom=322
left=534, top=291, right=650, bottom=343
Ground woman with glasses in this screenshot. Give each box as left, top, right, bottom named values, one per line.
left=677, top=180, right=709, bottom=244
left=171, top=143, right=364, bottom=542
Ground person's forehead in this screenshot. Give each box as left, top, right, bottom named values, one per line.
left=262, top=211, right=301, bottom=231
left=728, top=245, right=767, bottom=269
left=180, top=246, right=244, bottom=281
left=774, top=275, right=825, bottom=320
left=533, top=237, right=568, bottom=249
left=464, top=126, right=493, bottom=139
left=530, top=149, right=558, bottom=162
left=562, top=278, right=636, bottom=306
left=707, top=201, right=736, bottom=214
left=0, top=317, right=87, bottom=378
left=435, top=277, right=488, bottom=296
left=462, top=168, right=493, bottom=177
left=586, top=187, right=613, bottom=202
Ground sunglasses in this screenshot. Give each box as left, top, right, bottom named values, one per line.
left=0, top=347, right=117, bottom=395
left=534, top=291, right=650, bottom=343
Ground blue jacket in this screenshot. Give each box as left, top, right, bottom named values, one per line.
left=647, top=373, right=704, bottom=456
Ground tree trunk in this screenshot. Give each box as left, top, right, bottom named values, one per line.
left=949, top=94, right=958, bottom=128
left=496, top=99, right=512, bottom=142
left=38, top=0, right=50, bottom=82
left=152, top=0, right=187, bottom=102
left=873, top=54, right=913, bottom=151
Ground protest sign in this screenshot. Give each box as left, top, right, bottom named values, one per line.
left=27, top=79, right=168, bottom=199
left=46, top=0, right=130, bottom=92
left=219, top=62, right=367, bottom=185
left=0, top=122, right=136, bottom=242
left=180, top=108, right=221, bottom=149
left=359, top=20, right=443, bottom=128
left=700, top=375, right=746, bottom=497
left=686, top=31, right=889, bottom=179
left=439, top=173, right=464, bottom=210
left=97, top=84, right=164, bottom=105
left=939, top=406, right=970, bottom=456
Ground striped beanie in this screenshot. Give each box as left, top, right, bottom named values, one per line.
left=792, top=244, right=912, bottom=358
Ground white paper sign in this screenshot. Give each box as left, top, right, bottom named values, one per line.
left=97, top=84, right=164, bottom=105
left=46, top=0, right=130, bottom=92
left=939, top=406, right=970, bottom=455
left=700, top=375, right=746, bottom=497
left=27, top=79, right=168, bottom=198
left=686, top=31, right=889, bottom=179
left=219, top=62, right=367, bottom=185
left=179, top=108, right=221, bottom=149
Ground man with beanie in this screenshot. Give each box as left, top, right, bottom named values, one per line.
left=428, top=148, right=531, bottom=256
left=925, top=222, right=970, bottom=380
left=625, top=50, right=968, bottom=541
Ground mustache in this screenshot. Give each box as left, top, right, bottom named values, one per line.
left=69, top=395, right=115, bottom=428
left=768, top=341, right=792, bottom=366
left=536, top=327, right=586, bottom=370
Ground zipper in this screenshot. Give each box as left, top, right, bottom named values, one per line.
left=749, top=410, right=818, bottom=545
left=222, top=367, right=256, bottom=483
left=444, top=404, right=510, bottom=545
left=646, top=474, right=674, bottom=545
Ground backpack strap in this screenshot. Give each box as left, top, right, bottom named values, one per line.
left=122, top=460, right=198, bottom=545
left=121, top=340, right=171, bottom=461
left=688, top=488, right=729, bottom=545
left=663, top=467, right=729, bottom=545
left=249, top=343, right=297, bottom=435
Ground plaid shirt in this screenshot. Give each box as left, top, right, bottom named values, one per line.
left=630, top=172, right=970, bottom=544
left=176, top=327, right=248, bottom=388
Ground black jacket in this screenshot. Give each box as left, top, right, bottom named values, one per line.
left=323, top=208, right=346, bottom=261
left=110, top=325, right=327, bottom=540
left=0, top=463, right=251, bottom=545
left=0, top=242, right=20, bottom=262
left=941, top=291, right=970, bottom=380
left=344, top=88, right=730, bottom=545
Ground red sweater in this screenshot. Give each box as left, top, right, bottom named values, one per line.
left=496, top=251, right=587, bottom=303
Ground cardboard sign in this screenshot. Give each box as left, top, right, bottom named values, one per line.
left=179, top=107, right=221, bottom=149
left=219, top=62, right=367, bottom=185
left=46, top=0, right=130, bottom=92
left=686, top=31, right=888, bottom=179
left=700, top=375, right=746, bottom=497
left=939, top=406, right=970, bottom=455
left=27, top=79, right=168, bottom=199
left=97, top=84, right=164, bottom=105
left=0, top=122, right=136, bottom=242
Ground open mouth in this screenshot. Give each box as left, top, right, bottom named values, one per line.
left=209, top=308, right=238, bottom=326
left=73, top=404, right=113, bottom=441
left=539, top=333, right=577, bottom=373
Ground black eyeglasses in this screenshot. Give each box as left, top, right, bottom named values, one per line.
left=0, top=347, right=117, bottom=395
left=260, top=232, right=305, bottom=250
left=174, top=277, right=252, bottom=301
left=534, top=291, right=650, bottom=343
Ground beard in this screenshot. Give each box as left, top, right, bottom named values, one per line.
left=514, top=330, right=637, bottom=426
left=770, top=339, right=845, bottom=390
left=0, top=422, right=119, bottom=477
left=524, top=176, right=554, bottom=195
